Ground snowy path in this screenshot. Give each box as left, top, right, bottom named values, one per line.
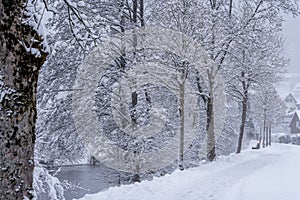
left=78, top=144, right=300, bottom=200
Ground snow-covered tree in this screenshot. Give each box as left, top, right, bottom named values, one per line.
left=217, top=0, right=297, bottom=154
left=227, top=31, right=287, bottom=153
left=250, top=85, right=285, bottom=148
left=149, top=0, right=299, bottom=159
left=0, top=1, right=47, bottom=199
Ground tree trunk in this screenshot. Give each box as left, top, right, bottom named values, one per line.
left=269, top=125, right=272, bottom=146
left=179, top=80, right=185, bottom=169
left=236, top=70, right=249, bottom=154
left=259, top=126, right=262, bottom=148
left=236, top=71, right=248, bottom=154
left=207, top=79, right=216, bottom=161
left=206, top=4, right=218, bottom=162
left=229, top=0, right=233, bottom=17
left=236, top=94, right=248, bottom=154
left=262, top=126, right=265, bottom=148
left=139, top=0, right=145, bottom=27
left=130, top=91, right=138, bottom=124
left=132, top=0, right=138, bottom=25
left=118, top=0, right=126, bottom=69
left=266, top=126, right=269, bottom=147
left=0, top=1, right=46, bottom=199
left=262, top=108, right=266, bottom=148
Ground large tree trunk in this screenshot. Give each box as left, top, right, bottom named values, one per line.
left=0, top=1, right=46, bottom=199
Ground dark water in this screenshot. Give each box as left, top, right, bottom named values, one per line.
left=41, top=163, right=175, bottom=199
left=55, top=165, right=119, bottom=200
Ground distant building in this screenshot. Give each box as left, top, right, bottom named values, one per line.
left=284, top=93, right=297, bottom=113
left=289, top=111, right=300, bottom=134
left=278, top=93, right=299, bottom=133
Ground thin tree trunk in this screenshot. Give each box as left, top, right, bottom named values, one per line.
left=229, top=0, right=233, bottom=17
left=131, top=0, right=139, bottom=56
left=262, top=126, right=265, bottom=148
left=130, top=91, right=140, bottom=182
left=139, top=0, right=145, bottom=27
left=144, top=88, right=151, bottom=122
left=236, top=71, right=248, bottom=154
left=262, top=108, right=266, bottom=148
left=119, top=0, right=126, bottom=69
left=132, top=0, right=138, bottom=25
left=130, top=92, right=138, bottom=124
left=207, top=77, right=216, bottom=161
left=206, top=4, right=218, bottom=161
left=0, top=2, right=46, bottom=199
left=179, top=76, right=185, bottom=169
left=259, top=126, right=262, bottom=148
left=269, top=125, right=272, bottom=146
left=236, top=96, right=248, bottom=153
left=266, top=126, right=269, bottom=147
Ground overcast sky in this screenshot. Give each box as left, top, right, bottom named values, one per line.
left=283, top=14, right=300, bottom=74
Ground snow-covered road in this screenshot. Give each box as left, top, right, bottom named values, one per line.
left=78, top=143, right=300, bottom=200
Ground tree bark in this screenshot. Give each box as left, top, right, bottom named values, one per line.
left=0, top=1, right=46, bottom=199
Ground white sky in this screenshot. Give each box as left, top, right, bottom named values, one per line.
left=283, top=14, right=300, bottom=74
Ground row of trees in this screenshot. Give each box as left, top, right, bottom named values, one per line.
left=149, top=0, right=295, bottom=156
left=1, top=0, right=298, bottom=199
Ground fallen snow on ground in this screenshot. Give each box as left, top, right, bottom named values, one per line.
left=77, top=143, right=300, bottom=200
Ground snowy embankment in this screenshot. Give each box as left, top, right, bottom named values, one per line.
left=77, top=143, right=300, bottom=200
